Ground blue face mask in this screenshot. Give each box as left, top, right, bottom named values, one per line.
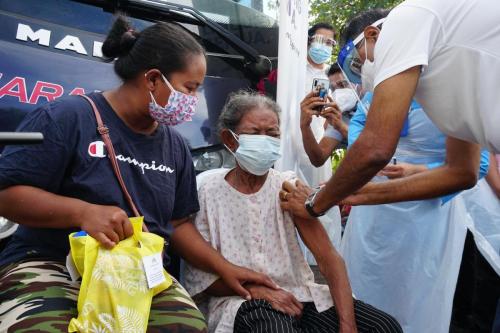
left=308, top=42, right=332, bottom=64
left=226, top=131, right=281, bottom=176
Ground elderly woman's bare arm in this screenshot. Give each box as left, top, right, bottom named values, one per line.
left=293, top=216, right=357, bottom=333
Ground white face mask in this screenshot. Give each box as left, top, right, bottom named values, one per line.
left=361, top=41, right=376, bottom=92
left=332, top=88, right=358, bottom=113
left=225, top=131, right=281, bottom=176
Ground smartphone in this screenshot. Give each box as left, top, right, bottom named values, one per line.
left=311, top=78, right=330, bottom=112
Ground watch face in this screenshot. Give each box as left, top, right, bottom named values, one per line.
left=305, top=186, right=326, bottom=218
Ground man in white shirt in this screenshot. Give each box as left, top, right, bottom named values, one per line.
left=283, top=0, right=500, bottom=222
left=280, top=1, right=500, bottom=331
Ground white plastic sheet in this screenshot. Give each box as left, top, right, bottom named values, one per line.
left=341, top=196, right=468, bottom=333
left=341, top=108, right=467, bottom=333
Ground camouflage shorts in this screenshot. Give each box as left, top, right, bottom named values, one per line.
left=0, top=260, right=207, bottom=333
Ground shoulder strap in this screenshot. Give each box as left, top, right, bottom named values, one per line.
left=80, top=94, right=140, bottom=217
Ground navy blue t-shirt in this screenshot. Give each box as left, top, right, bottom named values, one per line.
left=0, top=92, right=199, bottom=267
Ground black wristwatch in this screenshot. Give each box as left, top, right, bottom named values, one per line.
left=305, top=186, right=326, bottom=218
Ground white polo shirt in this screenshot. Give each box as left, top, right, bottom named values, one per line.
left=373, top=0, right=500, bottom=153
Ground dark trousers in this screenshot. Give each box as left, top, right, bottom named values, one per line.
left=450, top=231, right=500, bottom=333
left=493, top=300, right=500, bottom=333
left=233, top=299, right=402, bottom=333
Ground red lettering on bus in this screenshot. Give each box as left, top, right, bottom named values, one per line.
left=0, top=76, right=28, bottom=103
left=69, top=87, right=85, bottom=96
left=29, top=81, right=64, bottom=104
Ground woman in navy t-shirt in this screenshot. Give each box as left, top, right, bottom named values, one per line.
left=0, top=16, right=274, bottom=332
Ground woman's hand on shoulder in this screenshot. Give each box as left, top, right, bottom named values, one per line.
left=75, top=204, right=134, bottom=249
left=246, top=284, right=303, bottom=317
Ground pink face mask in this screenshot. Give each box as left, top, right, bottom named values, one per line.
left=148, top=74, right=198, bottom=126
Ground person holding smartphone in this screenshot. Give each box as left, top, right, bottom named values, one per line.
left=300, top=64, right=356, bottom=168
left=298, top=23, right=337, bottom=187
left=293, top=23, right=344, bottom=266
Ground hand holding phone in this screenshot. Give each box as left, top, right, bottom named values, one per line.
left=311, top=78, right=330, bottom=113
left=300, top=91, right=331, bottom=129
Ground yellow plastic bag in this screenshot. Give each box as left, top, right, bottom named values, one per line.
left=68, top=217, right=172, bottom=332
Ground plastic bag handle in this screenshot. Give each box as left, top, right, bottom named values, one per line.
left=80, top=95, right=141, bottom=218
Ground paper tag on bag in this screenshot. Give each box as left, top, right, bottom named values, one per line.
left=66, top=253, right=81, bottom=282
left=142, top=252, right=166, bottom=289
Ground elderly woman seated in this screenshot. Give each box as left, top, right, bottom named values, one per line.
left=183, top=91, right=402, bottom=333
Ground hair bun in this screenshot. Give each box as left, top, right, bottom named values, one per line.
left=102, top=15, right=138, bottom=59
left=119, top=29, right=139, bottom=55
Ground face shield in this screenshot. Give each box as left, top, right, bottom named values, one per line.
left=337, top=18, right=386, bottom=84
left=309, top=34, right=337, bottom=48
left=338, top=41, right=363, bottom=84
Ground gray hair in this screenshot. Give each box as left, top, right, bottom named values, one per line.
left=217, top=90, right=281, bottom=133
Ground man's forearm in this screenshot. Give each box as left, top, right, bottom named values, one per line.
left=314, top=129, right=394, bottom=212
left=311, top=67, right=421, bottom=213
left=343, top=137, right=481, bottom=205
left=346, top=164, right=479, bottom=205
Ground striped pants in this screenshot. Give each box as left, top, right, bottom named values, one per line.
left=234, top=299, right=402, bottom=333
left=0, top=260, right=207, bottom=333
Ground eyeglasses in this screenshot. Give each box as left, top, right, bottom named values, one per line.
left=309, top=34, right=337, bottom=47
left=330, top=80, right=350, bottom=92
left=332, top=79, right=350, bottom=90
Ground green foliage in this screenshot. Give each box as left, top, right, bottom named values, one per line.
left=309, top=0, right=404, bottom=58
left=310, top=0, right=403, bottom=34
left=331, top=148, right=346, bottom=173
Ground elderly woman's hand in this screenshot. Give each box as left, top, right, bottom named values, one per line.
left=246, top=284, right=304, bottom=317
left=279, top=179, right=315, bottom=220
